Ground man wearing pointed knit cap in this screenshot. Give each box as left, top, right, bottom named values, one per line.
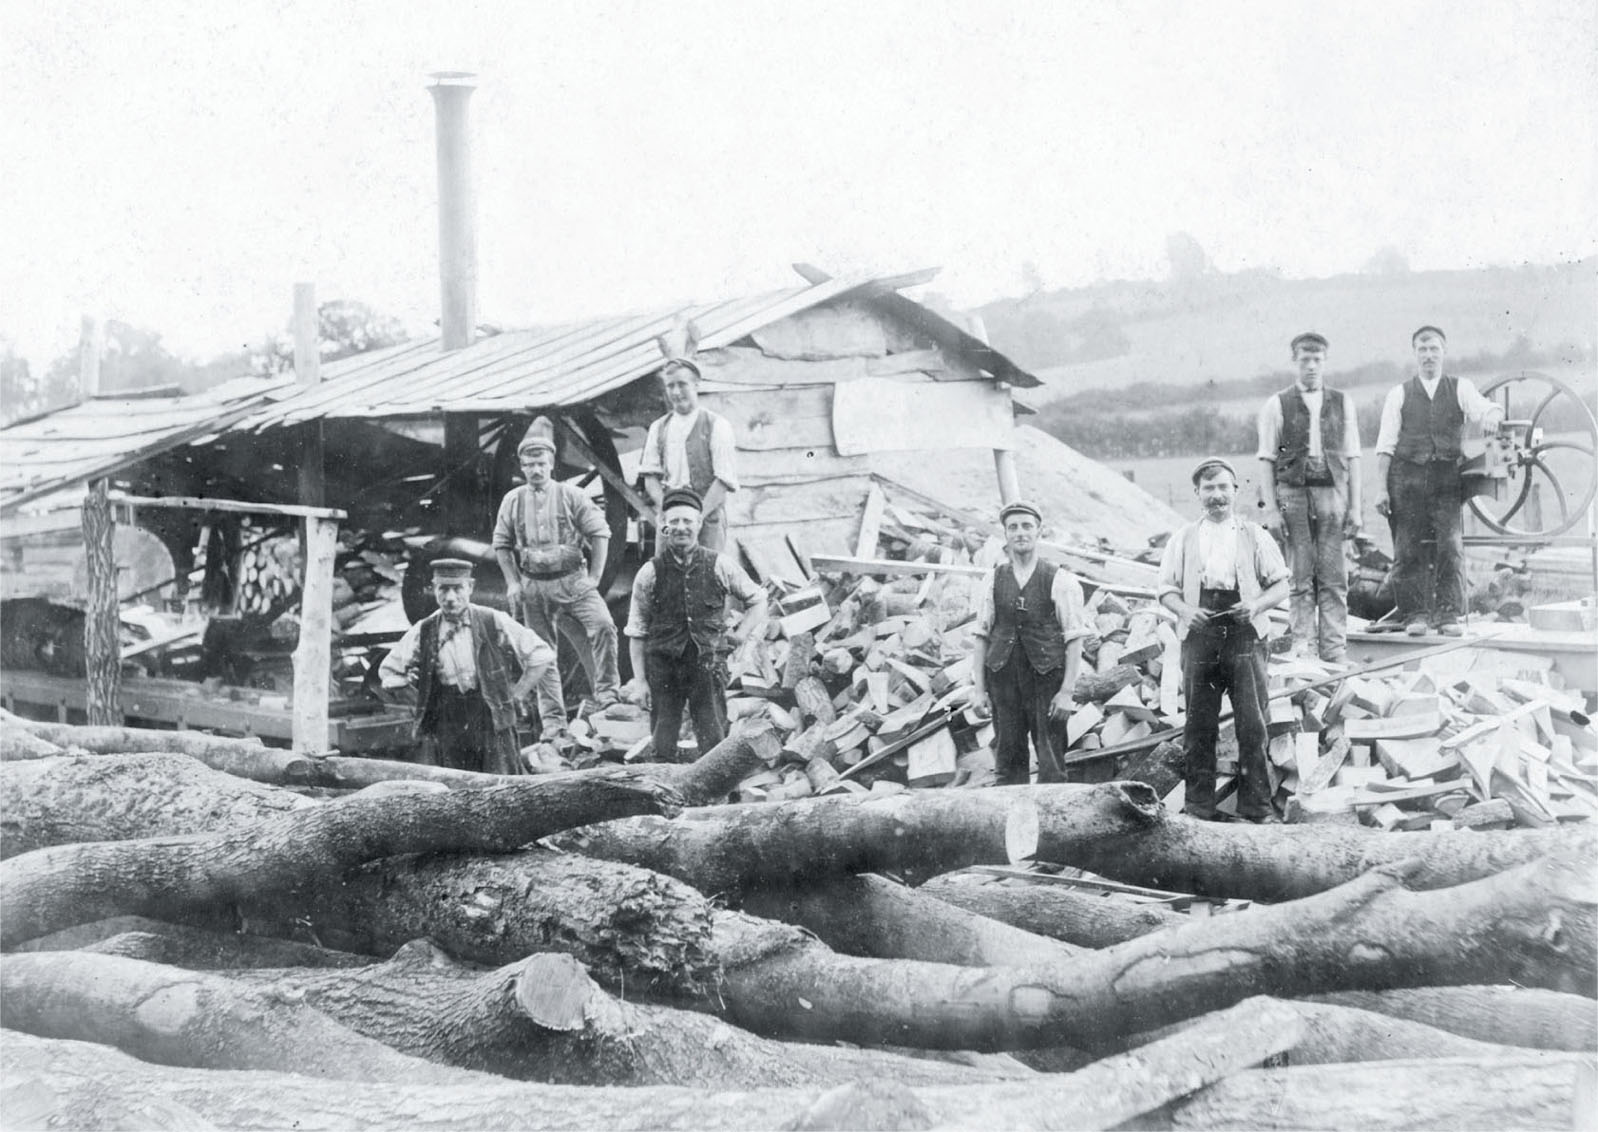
left=492, top=416, right=621, bottom=726
left=380, top=558, right=559, bottom=774
left=624, top=487, right=767, bottom=761
left=969, top=500, right=1090, bottom=785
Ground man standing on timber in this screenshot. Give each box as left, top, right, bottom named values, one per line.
left=493, top=416, right=621, bottom=723
left=1256, top=332, right=1364, bottom=663
left=380, top=558, right=559, bottom=774
left=639, top=358, right=739, bottom=551
left=969, top=501, right=1089, bottom=786
left=624, top=488, right=767, bottom=760
left=1158, top=459, right=1290, bottom=822
left=1375, top=326, right=1504, bottom=637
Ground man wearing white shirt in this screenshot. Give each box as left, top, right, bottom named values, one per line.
left=968, top=501, right=1090, bottom=785
left=1158, top=459, right=1291, bottom=822
left=639, top=359, right=739, bottom=551
left=1257, top=332, right=1363, bottom=663
left=1374, top=327, right=1504, bottom=636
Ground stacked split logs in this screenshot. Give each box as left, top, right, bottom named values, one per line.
left=0, top=705, right=1594, bottom=1130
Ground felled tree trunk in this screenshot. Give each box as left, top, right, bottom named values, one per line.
left=14, top=916, right=368, bottom=969
left=0, top=752, right=311, bottom=859
left=245, top=848, right=721, bottom=997
left=1, top=718, right=312, bottom=782
left=740, top=873, right=1086, bottom=965
left=0, top=951, right=472, bottom=1084
left=1305, top=987, right=1598, bottom=1052
left=1013, top=784, right=1598, bottom=901
left=559, top=781, right=1161, bottom=896
left=1142, top=1055, right=1595, bottom=1131
left=917, top=872, right=1183, bottom=948
left=223, top=941, right=1023, bottom=1087
left=0, top=726, right=71, bottom=761
left=0, top=765, right=683, bottom=947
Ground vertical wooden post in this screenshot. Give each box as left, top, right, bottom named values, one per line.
left=966, top=313, right=1022, bottom=506
left=81, top=479, right=122, bottom=725
left=78, top=316, right=102, bottom=399
left=293, top=284, right=326, bottom=509
left=292, top=515, right=339, bottom=754
left=443, top=414, right=479, bottom=535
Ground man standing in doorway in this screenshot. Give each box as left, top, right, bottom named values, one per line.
left=624, top=488, right=767, bottom=760
left=380, top=558, right=559, bottom=774
left=1158, top=459, right=1291, bottom=822
left=1375, top=326, right=1504, bottom=636
left=492, top=416, right=621, bottom=723
left=969, top=501, right=1089, bottom=786
left=1257, top=332, right=1364, bottom=663
left=639, top=359, right=739, bottom=551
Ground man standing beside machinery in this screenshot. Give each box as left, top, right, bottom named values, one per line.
left=639, top=358, right=740, bottom=551
left=1374, top=326, right=1504, bottom=636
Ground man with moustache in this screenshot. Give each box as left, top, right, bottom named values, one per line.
left=1374, top=326, right=1505, bottom=637
left=1256, top=332, right=1364, bottom=663
left=1158, top=459, right=1290, bottom=822
left=624, top=488, right=767, bottom=760
left=639, top=358, right=740, bottom=551
left=492, top=416, right=621, bottom=724
left=968, top=501, right=1089, bottom=786
left=380, top=558, right=559, bottom=774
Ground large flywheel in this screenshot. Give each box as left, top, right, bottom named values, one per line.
left=1467, top=370, right=1597, bottom=539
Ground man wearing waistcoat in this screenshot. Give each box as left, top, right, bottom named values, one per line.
left=379, top=559, right=559, bottom=774
left=1158, top=460, right=1290, bottom=822
left=639, top=358, right=739, bottom=551
left=1374, top=326, right=1504, bottom=637
left=1256, top=332, right=1364, bottom=663
left=969, top=501, right=1089, bottom=786
left=624, top=488, right=767, bottom=760
left=493, top=416, right=621, bottom=723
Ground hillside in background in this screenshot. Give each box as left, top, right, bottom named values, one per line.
left=975, top=259, right=1596, bottom=397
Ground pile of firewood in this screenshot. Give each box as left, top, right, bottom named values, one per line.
left=0, top=701, right=1593, bottom=1129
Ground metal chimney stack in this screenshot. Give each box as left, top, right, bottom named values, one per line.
left=428, top=72, right=478, bottom=352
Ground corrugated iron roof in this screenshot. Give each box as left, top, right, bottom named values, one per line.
left=1, top=273, right=1038, bottom=515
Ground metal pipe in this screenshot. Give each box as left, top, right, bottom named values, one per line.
left=428, top=72, right=478, bottom=352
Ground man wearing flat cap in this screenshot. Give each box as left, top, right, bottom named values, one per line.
left=380, top=558, right=560, bottom=774
left=639, top=359, right=740, bottom=551
left=492, top=416, right=621, bottom=725
left=969, top=500, right=1089, bottom=785
left=624, top=487, right=768, bottom=760
left=1375, top=326, right=1504, bottom=637
left=1157, top=459, right=1290, bottom=822
left=1256, top=332, right=1364, bottom=663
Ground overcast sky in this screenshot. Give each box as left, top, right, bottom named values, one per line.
left=3, top=0, right=1594, bottom=370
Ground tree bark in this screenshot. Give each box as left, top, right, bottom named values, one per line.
left=1014, top=783, right=1598, bottom=902
left=15, top=918, right=369, bottom=969
left=1119, top=737, right=1187, bottom=797
left=1, top=752, right=310, bottom=859
left=1304, top=987, right=1598, bottom=1052
left=918, top=871, right=1184, bottom=948
left=559, top=781, right=1162, bottom=897
left=1142, top=1055, right=1595, bottom=1131
left=222, top=941, right=1024, bottom=1088
left=0, top=725, right=70, bottom=761
left=1072, top=663, right=1142, bottom=702
left=0, top=766, right=684, bottom=947
left=3, top=717, right=313, bottom=780
left=0, top=951, right=473, bottom=1084
left=740, top=873, right=1087, bottom=965
left=244, top=848, right=722, bottom=997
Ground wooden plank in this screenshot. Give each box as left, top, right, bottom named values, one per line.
left=722, top=477, right=871, bottom=527
left=855, top=483, right=886, bottom=559
left=553, top=417, right=656, bottom=521
left=749, top=300, right=889, bottom=359
left=808, top=554, right=987, bottom=579
left=906, top=726, right=958, bottom=786
left=833, top=380, right=1015, bottom=456
left=739, top=448, right=871, bottom=480
left=1343, top=713, right=1442, bottom=741
left=697, top=345, right=949, bottom=387
left=292, top=516, right=339, bottom=755
left=112, top=493, right=347, bottom=522
left=699, top=387, right=834, bottom=452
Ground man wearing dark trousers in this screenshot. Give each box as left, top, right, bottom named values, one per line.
left=969, top=500, right=1088, bottom=786
left=1375, top=326, right=1504, bottom=636
left=1158, top=459, right=1290, bottom=822
left=624, top=488, right=767, bottom=760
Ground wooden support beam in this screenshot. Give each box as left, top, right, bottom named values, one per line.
left=81, top=479, right=122, bottom=726
left=554, top=417, right=656, bottom=520
left=292, top=516, right=340, bottom=755
left=854, top=483, right=886, bottom=559
left=809, top=554, right=987, bottom=579
left=110, top=495, right=346, bottom=521
left=442, top=415, right=480, bottom=537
